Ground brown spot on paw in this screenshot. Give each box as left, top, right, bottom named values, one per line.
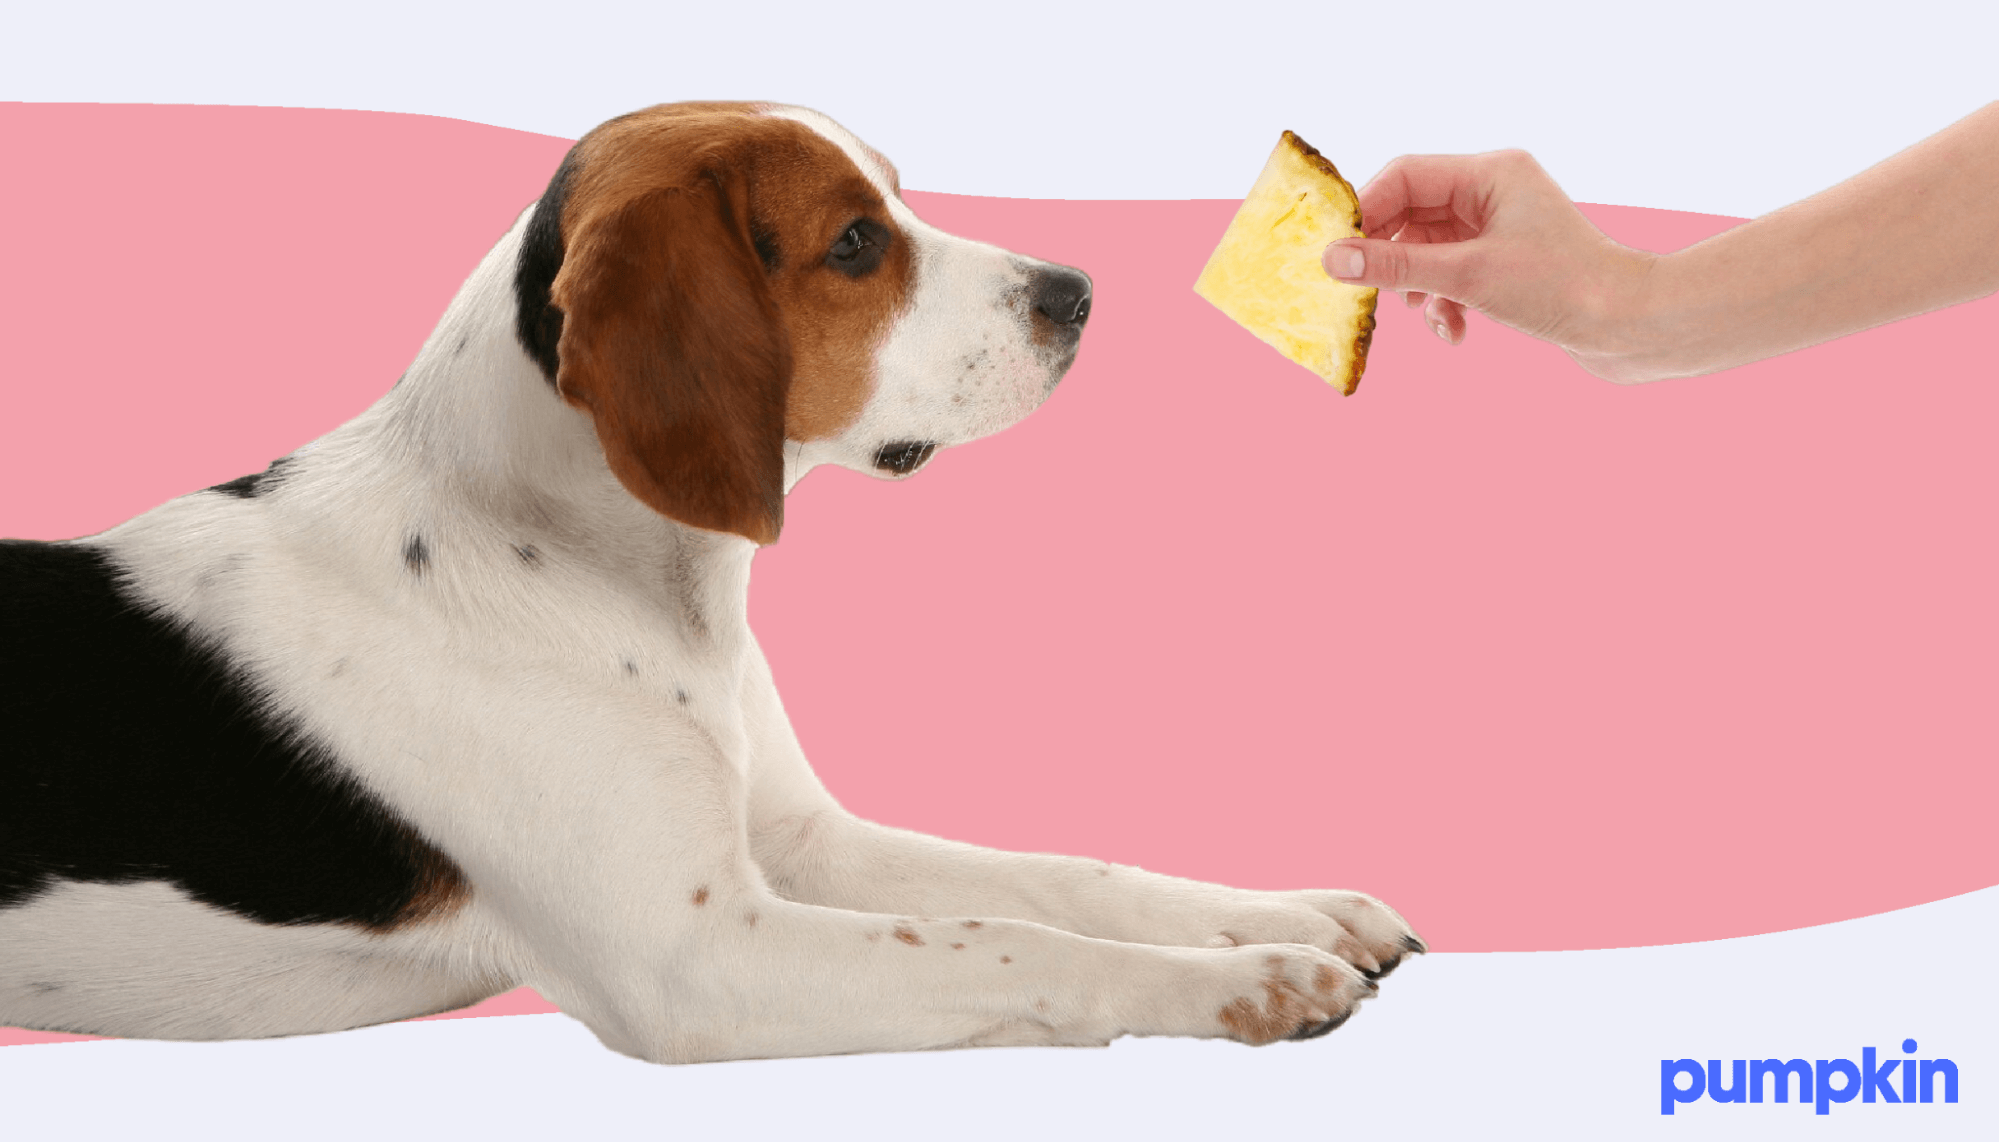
left=1000, top=955, right=1012, bottom=964
left=962, top=920, right=984, bottom=929
left=1218, top=958, right=1347, bottom=1046
left=691, top=886, right=709, bottom=907
left=950, top=942, right=966, bottom=950
left=892, top=924, right=924, bottom=946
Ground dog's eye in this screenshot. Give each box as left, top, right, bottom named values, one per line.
left=826, top=220, right=887, bottom=278
left=830, top=226, right=869, bottom=260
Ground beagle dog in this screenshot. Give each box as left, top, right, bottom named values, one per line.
left=0, top=102, right=1421, bottom=1063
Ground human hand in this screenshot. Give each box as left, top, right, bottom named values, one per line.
left=1321, top=151, right=1660, bottom=381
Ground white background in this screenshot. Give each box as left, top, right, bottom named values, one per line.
left=6, top=1, right=1995, bottom=216
left=3, top=2, right=1995, bottom=1139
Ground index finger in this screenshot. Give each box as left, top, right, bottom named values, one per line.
left=1355, top=153, right=1501, bottom=239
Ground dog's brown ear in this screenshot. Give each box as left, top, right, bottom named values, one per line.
left=550, top=175, right=790, bottom=545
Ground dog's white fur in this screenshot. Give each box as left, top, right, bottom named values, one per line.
left=0, top=105, right=1418, bottom=1061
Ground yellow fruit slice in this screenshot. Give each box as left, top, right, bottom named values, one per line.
left=1194, top=131, right=1378, bottom=395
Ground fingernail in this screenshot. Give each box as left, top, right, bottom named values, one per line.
left=1325, top=243, right=1364, bottom=281
left=1431, top=319, right=1450, bottom=343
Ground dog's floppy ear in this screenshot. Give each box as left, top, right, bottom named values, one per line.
left=550, top=172, right=790, bottom=545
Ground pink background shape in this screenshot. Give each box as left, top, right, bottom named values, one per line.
left=3, top=104, right=1994, bottom=1045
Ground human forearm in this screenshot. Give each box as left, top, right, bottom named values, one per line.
left=1598, top=101, right=1999, bottom=383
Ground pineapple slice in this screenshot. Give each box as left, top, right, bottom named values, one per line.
left=1194, top=131, right=1378, bottom=394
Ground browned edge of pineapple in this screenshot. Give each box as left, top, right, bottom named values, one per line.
left=1282, top=130, right=1375, bottom=396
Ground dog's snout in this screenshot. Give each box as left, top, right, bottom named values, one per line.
left=1030, top=267, right=1093, bottom=328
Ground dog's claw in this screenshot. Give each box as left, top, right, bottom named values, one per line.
left=1360, top=954, right=1401, bottom=981
left=1287, top=1006, right=1354, bottom=1041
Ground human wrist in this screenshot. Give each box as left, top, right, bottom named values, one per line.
left=1562, top=244, right=1688, bottom=384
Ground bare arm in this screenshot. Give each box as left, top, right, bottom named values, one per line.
left=1325, top=101, right=1999, bottom=383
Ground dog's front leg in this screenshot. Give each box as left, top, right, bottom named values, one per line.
left=753, top=810, right=1423, bottom=977
left=363, top=691, right=1371, bottom=1062
left=743, top=665, right=1423, bottom=979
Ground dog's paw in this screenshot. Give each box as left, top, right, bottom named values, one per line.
left=1206, top=890, right=1426, bottom=979
left=1208, top=945, right=1377, bottom=1045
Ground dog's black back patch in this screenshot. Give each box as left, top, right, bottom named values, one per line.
left=0, top=539, right=467, bottom=928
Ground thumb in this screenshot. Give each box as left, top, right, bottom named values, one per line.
left=1322, top=238, right=1475, bottom=302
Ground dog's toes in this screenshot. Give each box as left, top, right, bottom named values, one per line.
left=1286, top=890, right=1426, bottom=977
left=1214, top=948, right=1374, bottom=1046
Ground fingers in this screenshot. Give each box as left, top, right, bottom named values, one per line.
left=1321, top=234, right=1475, bottom=304
left=1425, top=296, right=1468, bottom=345
left=1320, top=148, right=1601, bottom=352
left=1321, top=239, right=1472, bottom=346
left=1354, top=152, right=1506, bottom=240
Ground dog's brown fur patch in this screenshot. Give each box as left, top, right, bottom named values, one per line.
left=374, top=834, right=471, bottom=930
left=548, top=104, right=913, bottom=544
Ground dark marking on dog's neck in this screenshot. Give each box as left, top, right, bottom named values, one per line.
left=403, top=535, right=430, bottom=576
left=514, top=150, right=583, bottom=389
left=207, top=456, right=294, bottom=500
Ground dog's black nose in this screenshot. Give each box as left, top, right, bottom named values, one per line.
left=1030, top=266, right=1093, bottom=327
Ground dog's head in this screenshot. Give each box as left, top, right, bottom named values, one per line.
left=514, top=102, right=1092, bottom=545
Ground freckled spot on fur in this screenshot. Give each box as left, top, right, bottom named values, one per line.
left=950, top=942, right=965, bottom=950
left=515, top=543, right=541, bottom=565
left=999, top=955, right=1012, bottom=964
left=675, top=688, right=690, bottom=705
left=892, top=924, right=924, bottom=946
left=866, top=931, right=882, bottom=942
left=745, top=911, right=759, bottom=928
left=692, top=887, right=709, bottom=906
left=329, top=658, right=348, bottom=678
left=403, top=534, right=430, bottom=576
left=26, top=981, right=62, bottom=994
left=622, top=659, right=638, bottom=676
left=1098, top=865, right=1111, bottom=877
left=962, top=920, right=983, bottom=929
left=455, top=334, right=469, bottom=356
